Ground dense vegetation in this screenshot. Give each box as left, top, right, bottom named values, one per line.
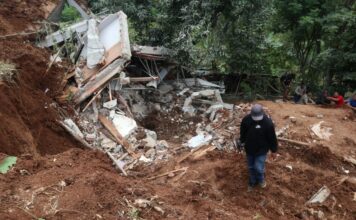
left=88, top=0, right=356, bottom=95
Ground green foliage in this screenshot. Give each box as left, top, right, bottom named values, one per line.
left=61, top=4, right=81, bottom=23
left=88, top=0, right=356, bottom=94
left=272, top=0, right=356, bottom=87
left=0, top=156, right=17, bottom=174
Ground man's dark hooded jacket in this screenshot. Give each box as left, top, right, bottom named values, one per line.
left=240, top=114, right=278, bottom=156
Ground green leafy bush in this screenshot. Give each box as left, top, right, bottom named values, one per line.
left=61, top=4, right=81, bottom=23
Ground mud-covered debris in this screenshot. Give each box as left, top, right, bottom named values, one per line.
left=187, top=134, right=213, bottom=148
left=103, top=99, right=117, bottom=109
left=111, top=113, right=137, bottom=138
left=307, top=185, right=331, bottom=204
left=311, top=121, right=333, bottom=140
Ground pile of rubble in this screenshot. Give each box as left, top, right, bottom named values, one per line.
left=38, top=6, right=256, bottom=175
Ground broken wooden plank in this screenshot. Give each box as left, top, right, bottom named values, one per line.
left=106, top=151, right=127, bottom=176
left=177, top=144, right=213, bottom=164
left=116, top=94, right=134, bottom=118
left=45, top=45, right=65, bottom=76
left=98, top=115, right=137, bottom=158
left=73, top=58, right=126, bottom=104
left=192, top=145, right=217, bottom=160
left=278, top=137, right=310, bottom=147
left=147, top=167, right=188, bottom=180
left=58, top=121, right=93, bottom=149
left=82, top=88, right=104, bottom=112
left=129, top=77, right=159, bottom=82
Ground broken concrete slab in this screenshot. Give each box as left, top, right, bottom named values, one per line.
left=99, top=11, right=131, bottom=65
left=103, top=99, right=117, bottom=109
left=307, top=186, right=331, bottom=204
left=178, top=88, right=190, bottom=96
left=87, top=19, right=105, bottom=69
left=187, top=134, right=213, bottom=148
left=99, top=115, right=136, bottom=157
left=111, top=113, right=137, bottom=138
left=311, top=121, right=332, bottom=140
left=100, top=133, right=117, bottom=150
left=139, top=155, right=153, bottom=163
left=158, top=84, right=174, bottom=94
left=143, top=130, right=157, bottom=148
left=205, top=104, right=224, bottom=121
left=38, top=20, right=88, bottom=48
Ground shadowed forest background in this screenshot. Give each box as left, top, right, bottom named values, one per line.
left=87, top=0, right=356, bottom=98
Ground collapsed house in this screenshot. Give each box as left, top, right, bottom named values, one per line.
left=39, top=4, right=235, bottom=175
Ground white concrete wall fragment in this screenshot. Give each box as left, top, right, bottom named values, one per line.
left=111, top=113, right=137, bottom=138
left=87, top=19, right=105, bottom=69
left=38, top=20, right=88, bottom=48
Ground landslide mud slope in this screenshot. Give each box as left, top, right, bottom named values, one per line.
left=0, top=0, right=79, bottom=156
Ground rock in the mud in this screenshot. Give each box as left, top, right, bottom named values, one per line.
left=158, top=84, right=174, bottom=94
left=85, top=133, right=97, bottom=142
left=145, top=148, right=156, bottom=160
left=103, top=99, right=117, bottom=109
left=111, top=112, right=138, bottom=138
left=187, top=133, right=213, bottom=148
left=139, top=155, right=153, bottom=163
left=307, top=186, right=331, bottom=204
left=156, top=140, right=169, bottom=150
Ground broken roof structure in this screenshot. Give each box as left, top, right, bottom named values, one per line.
left=37, top=3, right=230, bottom=173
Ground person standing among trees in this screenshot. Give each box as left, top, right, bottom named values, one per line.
left=293, top=81, right=307, bottom=103
left=280, top=72, right=295, bottom=102
left=238, top=104, right=278, bottom=192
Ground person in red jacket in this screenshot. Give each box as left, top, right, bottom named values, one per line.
left=327, top=92, right=344, bottom=107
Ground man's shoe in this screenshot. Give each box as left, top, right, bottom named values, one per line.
left=259, top=181, right=267, bottom=188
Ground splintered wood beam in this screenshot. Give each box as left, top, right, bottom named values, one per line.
left=147, top=167, right=188, bottom=180
left=73, top=58, right=126, bottom=104
left=106, top=151, right=128, bottom=176
left=129, top=77, right=159, bottom=82
left=98, top=115, right=138, bottom=158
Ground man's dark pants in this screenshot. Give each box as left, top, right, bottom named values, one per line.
left=246, top=154, right=267, bottom=186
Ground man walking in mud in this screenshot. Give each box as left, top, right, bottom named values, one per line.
left=239, top=104, right=278, bottom=191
